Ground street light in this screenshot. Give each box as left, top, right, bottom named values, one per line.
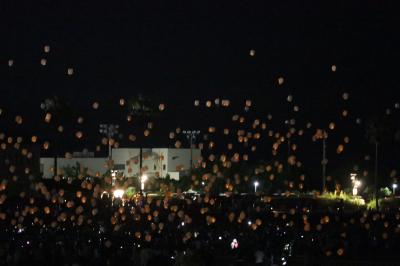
left=392, top=183, right=398, bottom=196
left=140, top=174, right=148, bottom=192
left=254, top=181, right=259, bottom=193
left=351, top=173, right=361, bottom=196
left=99, top=124, right=119, bottom=160
left=182, top=130, right=200, bottom=174
left=113, top=189, right=124, bottom=199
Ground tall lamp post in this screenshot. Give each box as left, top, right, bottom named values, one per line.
left=99, top=124, right=119, bottom=160
left=100, top=124, right=119, bottom=185
left=254, top=181, right=259, bottom=193
left=317, top=130, right=328, bottom=193
left=183, top=130, right=200, bottom=174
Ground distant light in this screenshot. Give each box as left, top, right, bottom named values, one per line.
left=218, top=236, right=222, bottom=240
left=113, top=189, right=124, bottom=198
left=393, top=184, right=398, bottom=189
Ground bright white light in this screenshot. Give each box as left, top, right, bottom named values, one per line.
left=218, top=236, right=222, bottom=240
left=354, top=180, right=361, bottom=188
left=393, top=184, right=398, bottom=189
left=248, top=221, right=252, bottom=226
left=141, top=175, right=148, bottom=191
left=113, top=189, right=125, bottom=198
left=254, top=181, right=259, bottom=193
left=141, top=174, right=148, bottom=183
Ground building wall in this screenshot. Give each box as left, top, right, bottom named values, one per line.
left=40, top=157, right=108, bottom=179
left=41, top=148, right=201, bottom=180
left=167, top=148, right=201, bottom=173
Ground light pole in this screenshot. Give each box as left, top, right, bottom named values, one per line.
left=392, top=183, right=397, bottom=196
left=254, top=181, right=259, bottom=193
left=351, top=173, right=361, bottom=196
left=99, top=124, right=119, bottom=161
left=317, top=130, right=328, bottom=193
left=140, top=174, right=148, bottom=193
left=183, top=130, right=200, bottom=174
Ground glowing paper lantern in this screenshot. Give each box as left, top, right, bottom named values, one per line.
left=92, top=102, right=99, bottom=109
left=331, top=65, right=337, bottom=72
left=278, top=77, right=284, bottom=85
left=159, top=103, right=165, bottom=111
left=8, top=60, right=14, bottom=67
left=75, top=131, right=83, bottom=139
left=67, top=68, right=74, bottom=75
left=249, top=49, right=256, bottom=56
left=40, top=59, right=47, bottom=66
left=44, top=45, right=50, bottom=53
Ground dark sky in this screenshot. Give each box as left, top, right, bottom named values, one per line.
left=1, top=1, right=400, bottom=187
left=1, top=1, right=398, bottom=103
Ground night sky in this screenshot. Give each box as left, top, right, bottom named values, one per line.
left=1, top=1, right=400, bottom=188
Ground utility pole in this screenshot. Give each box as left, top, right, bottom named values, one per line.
left=99, top=124, right=119, bottom=164
left=321, top=130, right=328, bottom=193
left=375, top=142, right=379, bottom=210
left=183, top=130, right=200, bottom=174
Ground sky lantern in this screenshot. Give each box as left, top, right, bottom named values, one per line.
left=245, top=100, right=252, bottom=107
left=331, top=64, right=337, bottom=72
left=8, top=59, right=14, bottom=67
left=67, top=68, right=74, bottom=75
left=57, top=125, right=64, bottom=132
left=92, top=102, right=99, bottom=109
left=43, top=141, right=50, bottom=150
left=119, top=98, right=125, bottom=106
left=249, top=49, right=256, bottom=56
left=287, top=95, right=293, bottom=102
left=44, top=113, right=52, bottom=123
left=342, top=92, right=349, bottom=100
left=278, top=77, right=284, bottom=85
left=206, top=100, right=212, bottom=108
left=15, top=115, right=23, bottom=124
left=75, top=131, right=83, bottom=139
left=159, top=103, right=165, bottom=111
left=194, top=100, right=200, bottom=106
left=329, top=122, right=335, bottom=130
left=144, top=129, right=150, bottom=137
left=128, top=134, right=136, bottom=142
left=44, top=45, right=50, bottom=53
left=221, top=99, right=230, bottom=107
left=40, top=58, right=47, bottom=66
left=337, top=144, right=344, bottom=154
left=175, top=140, right=182, bottom=148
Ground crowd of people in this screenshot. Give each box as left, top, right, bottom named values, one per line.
left=0, top=175, right=400, bottom=266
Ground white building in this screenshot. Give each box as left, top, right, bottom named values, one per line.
left=40, top=148, right=201, bottom=180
